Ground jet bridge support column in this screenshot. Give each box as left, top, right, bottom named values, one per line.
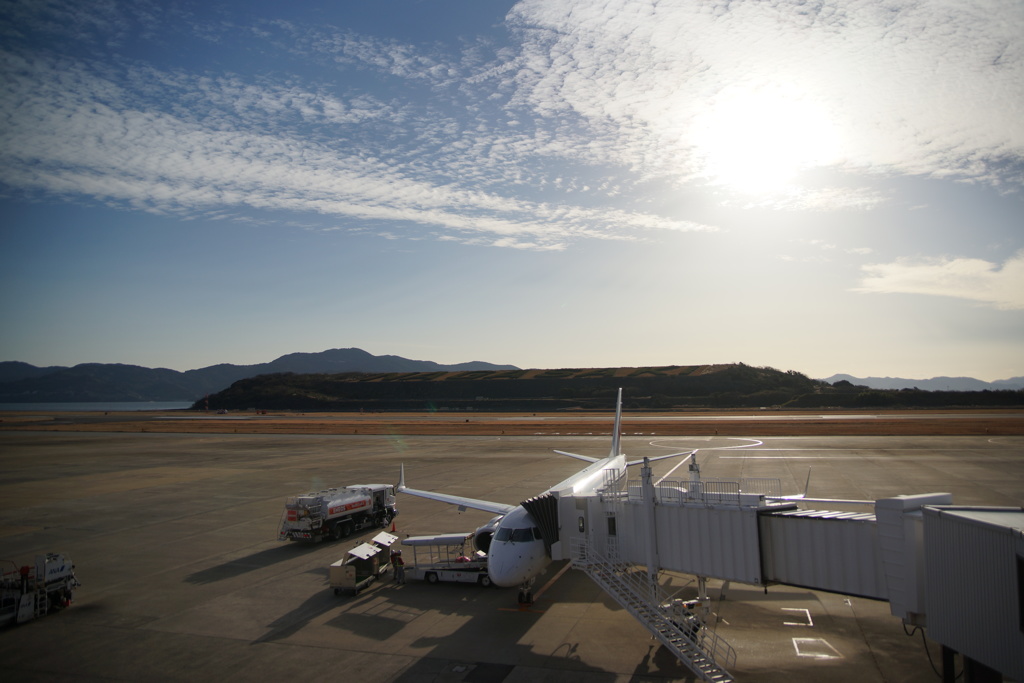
left=641, top=458, right=660, bottom=583
left=875, top=492, right=952, bottom=624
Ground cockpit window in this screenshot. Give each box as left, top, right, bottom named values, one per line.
left=510, top=528, right=534, bottom=543
left=496, top=527, right=543, bottom=543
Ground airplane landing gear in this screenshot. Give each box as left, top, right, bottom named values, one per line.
left=517, top=579, right=536, bottom=605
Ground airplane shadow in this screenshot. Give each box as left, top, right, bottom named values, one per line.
left=251, top=586, right=342, bottom=644
left=316, top=566, right=692, bottom=682
left=184, top=544, right=314, bottom=585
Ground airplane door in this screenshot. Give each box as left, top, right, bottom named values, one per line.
left=575, top=497, right=587, bottom=533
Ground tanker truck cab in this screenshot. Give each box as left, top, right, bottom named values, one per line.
left=279, top=483, right=398, bottom=543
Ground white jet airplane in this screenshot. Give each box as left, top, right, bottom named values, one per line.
left=397, top=388, right=693, bottom=603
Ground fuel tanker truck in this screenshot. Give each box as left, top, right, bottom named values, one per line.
left=278, top=484, right=398, bottom=543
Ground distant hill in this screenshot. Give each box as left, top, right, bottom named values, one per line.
left=822, top=374, right=1024, bottom=391
left=0, top=349, right=518, bottom=403
left=201, top=363, right=1024, bottom=412
left=199, top=363, right=820, bottom=411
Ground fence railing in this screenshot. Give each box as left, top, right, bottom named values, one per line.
left=570, top=538, right=737, bottom=680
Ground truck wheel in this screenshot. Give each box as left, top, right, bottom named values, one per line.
left=426, top=572, right=439, bottom=584
left=333, top=588, right=342, bottom=596
left=479, top=575, right=492, bottom=587
left=330, top=523, right=342, bottom=541
left=341, top=521, right=353, bottom=538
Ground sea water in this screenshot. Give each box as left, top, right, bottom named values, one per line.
left=0, top=401, right=194, bottom=411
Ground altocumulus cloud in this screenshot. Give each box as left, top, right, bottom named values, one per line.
left=505, top=0, right=1024, bottom=190
left=0, top=24, right=714, bottom=251
left=856, top=252, right=1024, bottom=310
left=0, top=0, right=1021, bottom=250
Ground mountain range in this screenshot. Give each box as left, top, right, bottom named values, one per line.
left=821, top=374, right=1024, bottom=392
left=0, top=348, right=517, bottom=402
left=0, top=348, right=1020, bottom=403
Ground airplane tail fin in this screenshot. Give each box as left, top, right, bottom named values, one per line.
left=610, top=387, right=623, bottom=458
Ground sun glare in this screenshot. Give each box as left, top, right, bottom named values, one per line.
left=692, top=84, right=840, bottom=195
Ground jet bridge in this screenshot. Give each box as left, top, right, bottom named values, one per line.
left=548, top=458, right=1023, bottom=682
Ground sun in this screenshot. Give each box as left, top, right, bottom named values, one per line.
left=691, top=83, right=840, bottom=195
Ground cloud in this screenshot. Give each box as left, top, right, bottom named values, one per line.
left=506, top=0, right=1024, bottom=192
left=855, top=251, right=1024, bottom=310
left=1, top=0, right=1021, bottom=251
left=0, top=47, right=715, bottom=251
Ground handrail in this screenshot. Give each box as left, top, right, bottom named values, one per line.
left=571, top=538, right=736, bottom=680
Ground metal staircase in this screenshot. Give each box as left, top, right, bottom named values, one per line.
left=571, top=539, right=737, bottom=683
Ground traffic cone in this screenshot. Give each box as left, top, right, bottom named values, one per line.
left=390, top=520, right=396, bottom=532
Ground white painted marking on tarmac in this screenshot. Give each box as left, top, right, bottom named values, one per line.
left=655, top=456, right=693, bottom=485
left=649, top=438, right=763, bottom=450
left=782, top=608, right=813, bottom=626
left=718, top=456, right=863, bottom=459
left=793, top=638, right=842, bottom=659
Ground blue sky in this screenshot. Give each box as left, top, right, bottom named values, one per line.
left=1, top=0, right=1022, bottom=381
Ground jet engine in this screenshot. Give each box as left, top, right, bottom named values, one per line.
left=473, top=515, right=503, bottom=554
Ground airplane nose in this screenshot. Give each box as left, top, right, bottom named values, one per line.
left=486, top=540, right=545, bottom=587
left=485, top=543, right=520, bottom=587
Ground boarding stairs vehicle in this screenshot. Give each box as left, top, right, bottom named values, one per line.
left=571, top=539, right=736, bottom=682
left=279, top=483, right=397, bottom=543
left=1, top=553, right=80, bottom=627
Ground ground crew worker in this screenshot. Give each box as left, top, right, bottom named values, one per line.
left=393, top=550, right=405, bottom=584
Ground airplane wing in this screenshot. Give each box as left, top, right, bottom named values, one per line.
left=626, top=450, right=696, bottom=466
left=559, top=450, right=693, bottom=466
left=398, top=464, right=517, bottom=516
left=554, top=450, right=599, bottom=463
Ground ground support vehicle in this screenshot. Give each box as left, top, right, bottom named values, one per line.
left=330, top=531, right=399, bottom=596
left=401, top=533, right=492, bottom=586
left=279, top=483, right=397, bottom=543
left=1, top=553, right=80, bottom=627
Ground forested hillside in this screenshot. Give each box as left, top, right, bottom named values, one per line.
left=196, top=364, right=1024, bottom=411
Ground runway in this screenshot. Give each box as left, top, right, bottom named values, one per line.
left=1, top=431, right=1021, bottom=681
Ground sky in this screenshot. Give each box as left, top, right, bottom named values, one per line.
left=1, top=0, right=1022, bottom=382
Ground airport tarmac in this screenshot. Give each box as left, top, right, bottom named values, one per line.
left=1, top=431, right=1022, bottom=682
